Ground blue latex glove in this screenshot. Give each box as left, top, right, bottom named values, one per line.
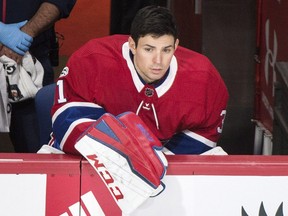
left=0, top=21, right=33, bottom=55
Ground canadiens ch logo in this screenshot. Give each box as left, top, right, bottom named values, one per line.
left=145, top=87, right=154, bottom=97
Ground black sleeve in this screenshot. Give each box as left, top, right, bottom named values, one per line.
left=44, top=0, right=76, bottom=18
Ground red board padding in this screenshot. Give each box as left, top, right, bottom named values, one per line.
left=1, top=154, right=288, bottom=176
left=166, top=155, right=288, bottom=176
left=0, top=153, right=81, bottom=174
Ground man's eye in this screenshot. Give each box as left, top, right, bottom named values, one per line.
left=163, top=49, right=172, bottom=53
left=145, top=48, right=152, bottom=52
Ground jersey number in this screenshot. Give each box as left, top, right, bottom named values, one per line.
left=57, top=80, right=67, bottom=103
left=217, top=110, right=226, bottom=133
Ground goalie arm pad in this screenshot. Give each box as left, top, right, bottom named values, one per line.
left=75, top=112, right=168, bottom=214
left=79, top=112, right=167, bottom=188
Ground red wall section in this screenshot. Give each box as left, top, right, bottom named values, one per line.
left=255, top=0, right=288, bottom=131
left=55, top=0, right=111, bottom=57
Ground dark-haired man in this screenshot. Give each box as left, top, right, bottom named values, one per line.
left=50, top=5, right=229, bottom=155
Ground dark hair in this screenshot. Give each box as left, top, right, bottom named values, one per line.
left=130, top=5, right=178, bottom=46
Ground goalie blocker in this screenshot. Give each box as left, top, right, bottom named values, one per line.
left=75, top=112, right=168, bottom=215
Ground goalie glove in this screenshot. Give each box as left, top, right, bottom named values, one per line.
left=75, top=112, right=167, bottom=215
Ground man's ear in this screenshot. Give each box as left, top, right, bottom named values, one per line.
left=128, top=37, right=136, bottom=54
left=174, top=39, right=179, bottom=50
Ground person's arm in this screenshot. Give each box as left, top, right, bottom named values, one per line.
left=51, top=52, right=107, bottom=154
left=0, top=3, right=59, bottom=62
left=20, top=2, right=60, bottom=38
left=21, top=0, right=77, bottom=37
left=165, top=65, right=229, bottom=155
left=0, top=1, right=76, bottom=62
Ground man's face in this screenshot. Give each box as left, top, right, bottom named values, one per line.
left=129, top=34, right=178, bottom=83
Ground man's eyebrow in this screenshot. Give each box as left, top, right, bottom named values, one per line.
left=143, top=44, right=155, bottom=48
left=163, top=45, right=174, bottom=49
left=143, top=44, right=174, bottom=49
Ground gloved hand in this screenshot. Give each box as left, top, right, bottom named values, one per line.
left=0, top=21, right=33, bottom=55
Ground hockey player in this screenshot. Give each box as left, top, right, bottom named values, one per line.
left=50, top=5, right=229, bottom=155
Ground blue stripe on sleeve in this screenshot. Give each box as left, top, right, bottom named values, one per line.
left=165, top=132, right=212, bottom=154
left=53, top=105, right=106, bottom=144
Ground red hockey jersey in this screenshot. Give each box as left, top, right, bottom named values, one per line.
left=51, top=35, right=229, bottom=154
